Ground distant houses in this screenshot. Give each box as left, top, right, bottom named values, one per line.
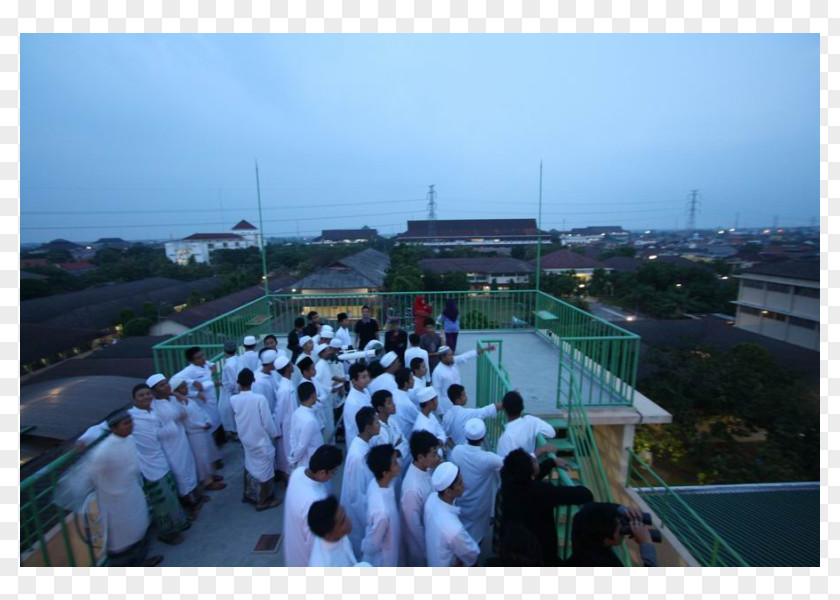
left=394, top=219, right=546, bottom=253
left=289, top=248, right=390, bottom=295
left=532, top=249, right=610, bottom=278
left=418, top=257, right=532, bottom=290
left=312, top=228, right=380, bottom=245
left=164, top=219, right=261, bottom=265
left=562, top=226, right=629, bottom=245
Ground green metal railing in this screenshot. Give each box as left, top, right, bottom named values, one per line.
left=627, top=449, right=750, bottom=567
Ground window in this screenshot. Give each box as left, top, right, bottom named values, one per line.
left=742, top=279, right=764, bottom=289
left=789, top=316, right=818, bottom=330
left=208, top=244, right=215, bottom=250
left=795, top=286, right=819, bottom=298
left=767, top=282, right=790, bottom=293
left=740, top=306, right=761, bottom=316
left=760, top=309, right=786, bottom=322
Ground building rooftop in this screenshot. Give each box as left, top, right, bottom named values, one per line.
left=231, top=220, right=258, bottom=231
left=20, top=271, right=49, bottom=281
left=160, top=286, right=269, bottom=329
left=57, top=261, right=96, bottom=271
left=569, top=226, right=625, bottom=235
left=292, top=248, right=390, bottom=291
left=418, top=257, right=533, bottom=275
left=739, top=261, right=820, bottom=282
left=396, top=219, right=540, bottom=241
left=182, top=233, right=245, bottom=241
left=533, top=249, right=606, bottom=270
left=21, top=324, right=104, bottom=365
left=314, top=228, right=379, bottom=242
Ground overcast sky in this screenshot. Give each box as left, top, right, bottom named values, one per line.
left=21, top=34, right=817, bottom=244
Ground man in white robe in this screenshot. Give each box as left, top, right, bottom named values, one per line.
left=368, top=351, right=400, bottom=395
left=288, top=381, right=323, bottom=471
left=307, top=495, right=367, bottom=567
left=313, top=343, right=342, bottom=443
left=400, top=429, right=442, bottom=567
left=392, top=368, right=420, bottom=442
left=495, top=390, right=557, bottom=458
left=230, top=368, right=281, bottom=511
left=441, top=384, right=503, bottom=447
left=340, top=406, right=379, bottom=556
left=296, top=355, right=331, bottom=442
left=239, top=335, right=260, bottom=373
left=176, top=346, right=224, bottom=448
left=361, top=444, right=402, bottom=567
left=272, top=355, right=296, bottom=479
left=342, top=363, right=371, bottom=443
left=424, top=462, right=480, bottom=567
left=404, top=333, right=431, bottom=385
left=431, top=344, right=495, bottom=416
left=283, top=445, right=343, bottom=567
left=412, top=387, right=449, bottom=449
left=370, top=390, right=411, bottom=482
left=253, top=348, right=280, bottom=413
left=450, top=419, right=505, bottom=547
left=218, top=341, right=239, bottom=437
left=291, top=335, right=314, bottom=389
left=334, top=313, right=353, bottom=348
left=87, top=411, right=162, bottom=566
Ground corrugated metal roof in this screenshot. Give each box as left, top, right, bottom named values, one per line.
left=418, top=257, right=533, bottom=274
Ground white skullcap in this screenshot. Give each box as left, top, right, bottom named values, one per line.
left=380, top=351, right=398, bottom=368
left=319, top=325, right=334, bottom=337
left=146, top=373, right=166, bottom=388
left=329, top=338, right=344, bottom=349
left=416, top=386, right=437, bottom=405
left=295, top=353, right=311, bottom=365
left=168, top=375, right=186, bottom=392
left=431, top=462, right=459, bottom=492
left=364, top=340, right=383, bottom=352
left=438, top=345, right=452, bottom=355
left=298, top=335, right=313, bottom=346
left=243, top=335, right=257, bottom=346
left=314, top=343, right=330, bottom=356
left=464, top=418, right=486, bottom=441
left=274, top=355, right=290, bottom=370
left=260, top=349, right=278, bottom=364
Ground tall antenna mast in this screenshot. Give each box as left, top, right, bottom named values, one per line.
left=686, top=189, right=700, bottom=232
left=426, top=184, right=437, bottom=242
left=535, top=161, right=543, bottom=293
left=254, top=159, right=270, bottom=298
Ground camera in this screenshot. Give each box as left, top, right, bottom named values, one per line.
left=618, top=509, right=662, bottom=543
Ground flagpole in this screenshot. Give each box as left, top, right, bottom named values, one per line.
left=254, top=159, right=270, bottom=298
left=535, top=160, right=543, bottom=292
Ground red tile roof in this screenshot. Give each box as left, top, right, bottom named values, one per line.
left=183, top=233, right=245, bottom=241
left=231, top=220, right=258, bottom=231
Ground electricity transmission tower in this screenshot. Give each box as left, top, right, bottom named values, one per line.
left=686, top=189, right=700, bottom=232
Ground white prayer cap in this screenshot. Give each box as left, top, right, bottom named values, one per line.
left=168, top=375, right=187, bottom=392
left=260, top=349, right=278, bottom=365
left=380, top=351, right=398, bottom=368
left=243, top=335, right=257, bottom=346
left=146, top=373, right=166, bottom=388
left=320, top=325, right=334, bottom=337
left=416, top=386, right=437, bottom=405
left=299, top=335, right=313, bottom=346
left=314, top=343, right=330, bottom=356
left=431, top=462, right=459, bottom=492
left=464, top=418, right=486, bottom=441
left=438, top=345, right=452, bottom=356
left=329, top=338, right=344, bottom=349
left=296, top=353, right=311, bottom=365
left=274, top=355, right=291, bottom=370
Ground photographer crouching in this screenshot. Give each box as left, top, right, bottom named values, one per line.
left=565, top=503, right=661, bottom=567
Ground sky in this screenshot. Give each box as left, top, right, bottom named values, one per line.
left=21, top=34, right=817, bottom=244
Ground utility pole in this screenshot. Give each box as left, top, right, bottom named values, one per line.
left=686, top=189, right=700, bottom=232
left=254, top=159, right=270, bottom=298
left=535, top=161, right=543, bottom=293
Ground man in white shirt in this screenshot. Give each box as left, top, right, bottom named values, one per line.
left=273, top=355, right=297, bottom=480
left=370, top=390, right=411, bottom=484
left=450, top=418, right=505, bottom=547
left=400, top=430, right=442, bottom=567
left=342, top=363, right=371, bottom=443
left=409, top=357, right=429, bottom=400
left=176, top=346, right=224, bottom=448
left=432, top=344, right=496, bottom=416
left=368, top=351, right=400, bottom=395
left=423, top=462, right=480, bottom=567
left=404, top=333, right=430, bottom=384
left=283, top=445, right=343, bottom=567
left=218, top=341, right=239, bottom=439
left=496, top=390, right=557, bottom=458
left=392, top=368, right=420, bottom=442
left=239, top=335, right=260, bottom=374
left=442, top=384, right=503, bottom=447
left=253, top=348, right=280, bottom=413
left=334, top=313, right=353, bottom=349
left=361, top=444, right=402, bottom=567
left=291, top=335, right=314, bottom=388
left=412, top=387, right=449, bottom=448
left=308, top=495, right=369, bottom=567
left=340, top=406, right=380, bottom=556
left=288, top=382, right=323, bottom=470
left=313, top=343, right=342, bottom=443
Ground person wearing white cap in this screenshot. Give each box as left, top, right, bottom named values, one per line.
left=400, top=430, right=442, bottom=566
left=361, top=444, right=402, bottom=567
left=288, top=382, right=323, bottom=471
left=392, top=368, right=420, bottom=442
left=327, top=337, right=349, bottom=400
left=272, top=354, right=296, bottom=479
left=368, top=351, right=401, bottom=396
left=291, top=335, right=314, bottom=389
left=450, top=418, right=505, bottom=547
left=175, top=346, right=224, bottom=449
left=424, top=462, right=480, bottom=567
left=404, top=333, right=431, bottom=386
left=313, top=342, right=340, bottom=444
left=432, top=343, right=496, bottom=416
left=146, top=374, right=204, bottom=516
left=342, top=363, right=372, bottom=444
left=219, top=341, right=239, bottom=439
left=412, top=387, right=448, bottom=449
left=253, top=348, right=280, bottom=413
left=240, top=335, right=260, bottom=374
left=340, top=406, right=380, bottom=556
left=318, top=325, right=334, bottom=343
left=441, top=384, right=503, bottom=447
left=296, top=355, right=331, bottom=443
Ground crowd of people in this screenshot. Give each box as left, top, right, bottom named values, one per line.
left=74, top=303, right=658, bottom=567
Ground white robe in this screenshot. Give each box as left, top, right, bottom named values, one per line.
left=400, top=464, right=433, bottom=567
left=77, top=421, right=108, bottom=446
left=273, top=376, right=297, bottom=475
left=442, top=403, right=499, bottom=447
left=151, top=398, right=198, bottom=495
left=239, top=350, right=260, bottom=374
left=283, top=466, right=328, bottom=567
left=413, top=411, right=447, bottom=446
left=253, top=370, right=278, bottom=414
left=450, top=443, right=504, bottom=544
left=127, top=407, right=172, bottom=482
left=288, top=405, right=322, bottom=471
left=392, top=389, right=420, bottom=442
left=404, top=346, right=431, bottom=383
left=290, top=351, right=313, bottom=389
left=496, top=414, right=556, bottom=458
left=177, top=362, right=221, bottom=430
left=340, top=436, right=373, bottom=557
left=88, top=434, right=150, bottom=553
left=334, top=325, right=352, bottom=348
left=180, top=397, right=216, bottom=482
left=342, top=387, right=371, bottom=443
left=368, top=372, right=398, bottom=396
left=424, top=493, right=480, bottom=567
left=309, top=535, right=359, bottom=567
left=314, top=358, right=338, bottom=443
left=361, top=478, right=401, bottom=567
left=431, top=350, right=477, bottom=416
left=370, top=417, right=411, bottom=479
left=219, top=355, right=239, bottom=432
left=230, top=390, right=278, bottom=482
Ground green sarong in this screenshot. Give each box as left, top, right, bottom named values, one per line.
left=143, top=471, right=189, bottom=536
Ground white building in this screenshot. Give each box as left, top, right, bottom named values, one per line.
left=165, top=220, right=261, bottom=265
left=733, top=262, right=819, bottom=351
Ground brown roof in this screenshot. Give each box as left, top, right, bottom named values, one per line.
left=231, top=220, right=258, bottom=231
left=397, top=219, right=540, bottom=240
left=533, top=249, right=605, bottom=270
left=183, top=233, right=245, bottom=241
left=601, top=256, right=644, bottom=273
left=57, top=261, right=96, bottom=271
left=418, top=257, right=533, bottom=275
left=314, top=228, right=379, bottom=242
left=21, top=324, right=104, bottom=364
left=739, top=261, right=819, bottom=282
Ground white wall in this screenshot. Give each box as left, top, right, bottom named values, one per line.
left=149, top=320, right=191, bottom=337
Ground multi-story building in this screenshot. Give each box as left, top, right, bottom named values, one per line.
left=417, top=257, right=533, bottom=290
left=562, top=226, right=629, bottom=245
left=312, top=227, right=379, bottom=244
left=733, top=261, right=819, bottom=350
left=394, top=219, right=545, bottom=251
left=164, top=220, right=261, bottom=265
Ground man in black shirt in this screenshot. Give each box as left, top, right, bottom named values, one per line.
left=288, top=317, right=305, bottom=362
left=383, top=316, right=408, bottom=364
left=354, top=305, right=379, bottom=348
left=302, top=311, right=320, bottom=337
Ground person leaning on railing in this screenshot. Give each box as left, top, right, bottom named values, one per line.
left=564, top=503, right=657, bottom=567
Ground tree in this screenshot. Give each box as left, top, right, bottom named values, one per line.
left=123, top=317, right=153, bottom=337
left=598, top=246, right=635, bottom=261
left=119, top=307, right=135, bottom=326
